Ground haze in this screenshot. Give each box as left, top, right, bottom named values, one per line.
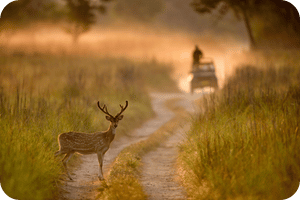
left=0, top=0, right=249, bottom=92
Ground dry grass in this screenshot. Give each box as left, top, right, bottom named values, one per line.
left=0, top=51, right=177, bottom=200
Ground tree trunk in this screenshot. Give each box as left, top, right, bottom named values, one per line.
left=241, top=9, right=256, bottom=50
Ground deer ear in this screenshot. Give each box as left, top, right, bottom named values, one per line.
left=106, top=116, right=112, bottom=121
left=117, top=115, right=123, bottom=120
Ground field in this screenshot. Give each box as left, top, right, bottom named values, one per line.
left=1, top=0, right=300, bottom=199
left=0, top=51, right=177, bottom=200
left=1, top=25, right=299, bottom=200
left=178, top=51, right=300, bottom=200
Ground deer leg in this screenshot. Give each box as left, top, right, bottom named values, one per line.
left=62, top=152, right=74, bottom=180
left=55, top=150, right=63, bottom=157
left=54, top=151, right=60, bottom=157
left=97, top=152, right=105, bottom=181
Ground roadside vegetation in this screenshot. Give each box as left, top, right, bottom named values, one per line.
left=179, top=51, right=300, bottom=200
left=0, top=51, right=177, bottom=200
left=97, top=98, right=189, bottom=200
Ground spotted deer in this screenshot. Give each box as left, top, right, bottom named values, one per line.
left=55, top=101, right=128, bottom=181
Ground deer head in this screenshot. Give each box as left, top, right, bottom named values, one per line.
left=97, top=101, right=128, bottom=129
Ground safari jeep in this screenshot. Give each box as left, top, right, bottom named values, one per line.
left=190, top=58, right=218, bottom=94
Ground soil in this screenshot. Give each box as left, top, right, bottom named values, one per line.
left=58, top=92, right=202, bottom=200
left=140, top=125, right=191, bottom=200
left=140, top=93, right=198, bottom=200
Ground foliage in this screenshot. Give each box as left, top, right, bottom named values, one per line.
left=114, top=0, right=164, bottom=22
left=0, top=0, right=62, bottom=30
left=178, top=51, right=300, bottom=199
left=190, top=0, right=300, bottom=49
left=0, top=0, right=113, bottom=43
left=251, top=1, right=300, bottom=48
left=190, top=0, right=255, bottom=48
left=63, top=0, right=112, bottom=43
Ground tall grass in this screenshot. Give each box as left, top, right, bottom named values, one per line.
left=0, top=52, right=177, bottom=200
left=179, top=52, right=300, bottom=200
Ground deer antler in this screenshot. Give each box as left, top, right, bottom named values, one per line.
left=97, top=101, right=114, bottom=118
left=115, top=101, right=128, bottom=118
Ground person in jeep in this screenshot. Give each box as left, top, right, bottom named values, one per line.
left=193, top=45, right=203, bottom=65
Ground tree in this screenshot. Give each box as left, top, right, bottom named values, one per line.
left=268, top=1, right=300, bottom=37
left=63, top=0, right=111, bottom=44
left=252, top=0, right=300, bottom=48
left=0, top=0, right=60, bottom=32
left=190, top=0, right=300, bottom=49
left=0, top=0, right=62, bottom=45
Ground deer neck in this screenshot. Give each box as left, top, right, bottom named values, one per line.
left=109, top=124, right=117, bottom=135
left=111, top=127, right=116, bottom=135
left=105, top=123, right=116, bottom=142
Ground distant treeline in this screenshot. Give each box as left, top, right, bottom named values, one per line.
left=1, top=0, right=299, bottom=48
left=0, top=0, right=165, bottom=43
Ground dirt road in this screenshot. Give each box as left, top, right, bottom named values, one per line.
left=58, top=92, right=202, bottom=200
left=140, top=125, right=190, bottom=200
left=140, top=93, right=199, bottom=200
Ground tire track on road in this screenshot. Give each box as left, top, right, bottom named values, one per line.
left=140, top=93, right=200, bottom=200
